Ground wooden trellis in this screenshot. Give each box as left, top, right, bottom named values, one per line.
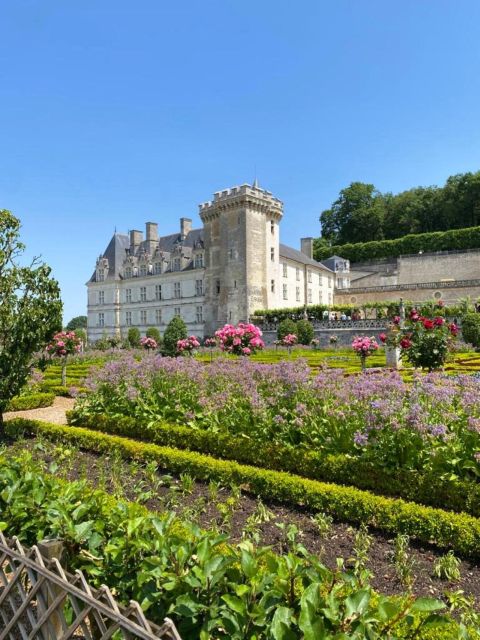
left=0, top=532, right=182, bottom=640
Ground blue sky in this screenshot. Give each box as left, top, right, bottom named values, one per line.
left=1, top=0, right=480, bottom=322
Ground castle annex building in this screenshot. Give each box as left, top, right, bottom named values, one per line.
left=87, top=183, right=346, bottom=341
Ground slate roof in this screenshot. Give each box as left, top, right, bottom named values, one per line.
left=279, top=244, right=334, bottom=272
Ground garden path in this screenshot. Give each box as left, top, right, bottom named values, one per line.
left=4, top=396, right=74, bottom=425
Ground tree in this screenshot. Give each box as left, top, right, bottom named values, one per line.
left=296, top=319, right=315, bottom=345
left=461, top=313, right=480, bottom=350
left=127, top=327, right=141, bottom=348
left=66, top=315, right=87, bottom=331
left=146, top=327, right=162, bottom=345
left=277, top=319, right=297, bottom=341
left=162, top=316, right=187, bottom=356
left=0, top=210, right=62, bottom=425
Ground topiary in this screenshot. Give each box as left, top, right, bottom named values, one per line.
left=277, top=319, right=297, bottom=341
left=162, top=316, right=187, bottom=356
left=461, top=313, right=480, bottom=350
left=127, top=327, right=141, bottom=348
left=296, top=319, right=315, bottom=345
left=146, top=327, right=162, bottom=345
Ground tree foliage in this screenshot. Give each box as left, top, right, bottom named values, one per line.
left=461, top=313, right=480, bottom=349
left=319, top=171, right=480, bottom=246
left=277, top=319, right=297, bottom=341
left=162, top=316, right=187, bottom=356
left=0, top=210, right=62, bottom=423
left=66, top=315, right=87, bottom=330
left=127, top=327, right=141, bottom=348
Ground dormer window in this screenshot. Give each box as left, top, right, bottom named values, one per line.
left=173, top=258, right=181, bottom=271
left=194, top=253, right=204, bottom=268
left=154, top=262, right=161, bottom=274
left=125, top=267, right=132, bottom=279
left=97, top=270, right=105, bottom=282
left=140, top=264, right=147, bottom=277
left=270, top=220, right=275, bottom=234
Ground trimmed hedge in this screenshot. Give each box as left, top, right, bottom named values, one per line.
left=313, top=225, right=480, bottom=263
left=6, top=392, right=55, bottom=412
left=39, top=383, right=87, bottom=397
left=67, top=411, right=480, bottom=517
left=7, top=417, right=480, bottom=558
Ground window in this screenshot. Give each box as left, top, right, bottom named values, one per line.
left=194, top=253, right=204, bottom=268
left=155, top=309, right=162, bottom=324
left=308, top=288, right=312, bottom=304
left=270, top=220, right=275, bottom=234
left=296, top=268, right=300, bottom=281
left=126, top=311, right=132, bottom=326
left=155, top=284, right=162, bottom=301
left=140, top=264, right=147, bottom=277
left=196, top=306, right=203, bottom=323
left=154, top=262, right=162, bottom=274
left=98, top=291, right=104, bottom=305
left=174, top=282, right=181, bottom=298
left=271, top=279, right=275, bottom=293
left=98, top=313, right=104, bottom=327
left=319, top=290, right=323, bottom=303
left=318, top=273, right=322, bottom=286
left=173, top=258, right=181, bottom=271
left=283, top=284, right=288, bottom=300
left=140, top=310, right=147, bottom=324
left=296, top=287, right=300, bottom=302
left=174, top=307, right=181, bottom=317
left=328, top=278, right=332, bottom=288
left=140, top=287, right=147, bottom=302
left=307, top=270, right=312, bottom=283
left=270, top=247, right=274, bottom=262
left=228, top=248, right=234, bottom=261
left=125, top=267, right=132, bottom=279
left=282, top=263, right=287, bottom=278
left=97, top=270, right=105, bottom=282
left=216, top=280, right=220, bottom=295
left=126, top=288, right=132, bottom=303
left=195, top=280, right=203, bottom=296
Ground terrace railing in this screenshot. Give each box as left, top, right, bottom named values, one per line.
left=0, top=533, right=181, bottom=640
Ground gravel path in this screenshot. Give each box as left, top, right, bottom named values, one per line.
left=4, top=396, right=75, bottom=425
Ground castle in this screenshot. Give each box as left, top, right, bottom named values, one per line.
left=86, top=183, right=348, bottom=342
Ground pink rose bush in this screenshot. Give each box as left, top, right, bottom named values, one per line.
left=177, top=335, right=200, bottom=355
left=140, top=336, right=158, bottom=350
left=46, top=331, right=81, bottom=358
left=352, top=336, right=379, bottom=358
left=215, top=323, right=264, bottom=356
left=281, top=333, right=298, bottom=347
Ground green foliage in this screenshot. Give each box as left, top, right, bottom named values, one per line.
left=127, top=327, right=141, bottom=348
left=462, top=313, right=480, bottom=349
left=146, top=327, right=162, bottom=344
left=0, top=210, right=62, bottom=424
left=318, top=171, right=480, bottom=246
left=162, top=316, right=187, bottom=356
left=314, top=225, right=480, bottom=263
left=65, top=411, right=480, bottom=517
left=74, top=328, right=87, bottom=343
left=0, top=452, right=473, bottom=639
left=65, top=315, right=87, bottom=330
left=8, top=417, right=480, bottom=558
left=6, top=392, right=55, bottom=412
left=296, top=319, right=314, bottom=345
left=433, top=551, right=461, bottom=582
left=277, top=318, right=297, bottom=340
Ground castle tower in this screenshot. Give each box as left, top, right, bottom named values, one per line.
left=199, top=183, right=283, bottom=334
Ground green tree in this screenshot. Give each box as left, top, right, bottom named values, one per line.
left=127, top=327, right=141, bottom=348
left=162, top=316, right=187, bottom=356
left=146, top=327, right=162, bottom=345
left=66, top=315, right=87, bottom=331
left=277, top=319, right=297, bottom=341
left=296, top=319, right=315, bottom=345
left=461, top=313, right=480, bottom=350
left=0, top=210, right=62, bottom=425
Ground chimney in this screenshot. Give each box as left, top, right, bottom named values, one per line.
left=300, top=237, right=313, bottom=260
left=146, top=222, right=158, bottom=242
left=130, top=229, right=143, bottom=252
left=180, top=217, right=192, bottom=239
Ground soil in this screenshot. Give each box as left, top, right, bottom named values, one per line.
left=4, top=436, right=480, bottom=607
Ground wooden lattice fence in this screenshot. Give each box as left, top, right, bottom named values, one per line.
left=0, top=533, right=182, bottom=640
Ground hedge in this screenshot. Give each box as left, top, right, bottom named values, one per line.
left=6, top=417, right=480, bottom=558
left=6, top=392, right=55, bottom=412
left=39, top=383, right=87, bottom=397
left=66, top=411, right=480, bottom=517
left=313, top=225, right=480, bottom=263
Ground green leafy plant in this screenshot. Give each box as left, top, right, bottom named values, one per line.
left=146, top=327, right=162, bottom=345
left=162, top=316, right=187, bottom=356
left=296, top=319, right=315, bottom=345
left=277, top=318, right=297, bottom=341
left=127, top=327, right=141, bottom=348
left=462, top=313, right=480, bottom=350
left=393, top=533, right=415, bottom=590
left=433, top=551, right=461, bottom=582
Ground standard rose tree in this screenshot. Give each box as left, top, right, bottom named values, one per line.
left=352, top=336, right=379, bottom=370
left=0, top=210, right=62, bottom=426
left=215, top=323, right=265, bottom=356
left=46, top=331, right=82, bottom=385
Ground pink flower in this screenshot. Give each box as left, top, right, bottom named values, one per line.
left=242, top=347, right=251, bottom=355
left=379, top=333, right=387, bottom=343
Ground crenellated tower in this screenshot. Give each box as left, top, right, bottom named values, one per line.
left=199, top=182, right=283, bottom=334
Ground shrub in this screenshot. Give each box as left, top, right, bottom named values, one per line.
left=462, top=313, right=480, bottom=349
left=127, top=327, right=141, bottom=348
left=277, top=318, right=297, bottom=340
left=162, top=317, right=187, bottom=356
left=296, top=319, right=315, bottom=345
left=146, top=327, right=162, bottom=344
left=6, top=392, right=55, bottom=411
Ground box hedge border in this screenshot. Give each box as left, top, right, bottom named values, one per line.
left=6, top=392, right=55, bottom=412
left=66, top=411, right=480, bottom=518
left=6, top=417, right=480, bottom=558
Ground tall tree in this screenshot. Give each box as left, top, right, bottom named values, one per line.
left=0, top=210, right=62, bottom=426
left=66, top=315, right=87, bottom=330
